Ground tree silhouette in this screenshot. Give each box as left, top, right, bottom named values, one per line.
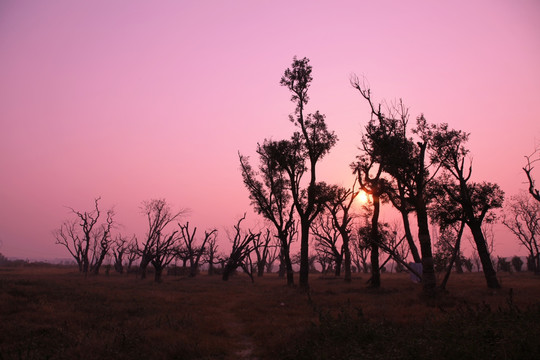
left=523, top=146, right=540, bottom=202
left=277, top=57, right=337, bottom=288
left=430, top=124, right=503, bottom=288
left=54, top=197, right=114, bottom=276
left=222, top=214, right=259, bottom=282
left=324, top=183, right=359, bottom=282
left=351, top=77, right=438, bottom=291
left=503, top=192, right=540, bottom=274
left=311, top=212, right=344, bottom=277
left=138, top=199, right=185, bottom=281
left=239, top=142, right=296, bottom=285
left=178, top=222, right=217, bottom=277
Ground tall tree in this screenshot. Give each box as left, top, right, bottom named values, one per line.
left=352, top=155, right=388, bottom=288
left=351, top=76, right=439, bottom=292
left=278, top=57, right=338, bottom=288
left=430, top=124, right=503, bottom=288
left=503, top=192, right=540, bottom=274
left=239, top=143, right=296, bottom=285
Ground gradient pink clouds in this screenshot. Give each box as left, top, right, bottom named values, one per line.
left=0, top=0, right=539, bottom=259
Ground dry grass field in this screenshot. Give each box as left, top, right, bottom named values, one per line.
left=1, top=266, right=539, bottom=359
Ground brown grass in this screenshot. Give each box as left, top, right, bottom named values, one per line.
left=1, top=267, right=539, bottom=359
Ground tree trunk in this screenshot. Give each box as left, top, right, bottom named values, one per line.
left=343, top=235, right=352, bottom=283
left=416, top=204, right=437, bottom=292
left=154, top=265, right=163, bottom=283
left=440, top=222, right=464, bottom=290
left=369, top=195, right=381, bottom=288
left=334, top=256, right=342, bottom=277
left=469, top=223, right=501, bottom=288
left=401, top=211, right=422, bottom=263
left=299, top=220, right=310, bottom=289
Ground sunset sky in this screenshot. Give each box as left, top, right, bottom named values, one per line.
left=1, top=0, right=539, bottom=260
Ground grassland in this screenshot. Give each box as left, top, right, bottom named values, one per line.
left=1, top=266, right=539, bottom=359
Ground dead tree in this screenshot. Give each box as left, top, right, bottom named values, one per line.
left=125, top=236, right=139, bottom=273
left=178, top=222, right=217, bottom=277
left=524, top=146, right=540, bottom=202
left=150, top=230, right=180, bottom=282
left=54, top=219, right=84, bottom=272
left=138, top=199, right=185, bottom=280
left=311, top=213, right=343, bottom=277
left=54, top=197, right=114, bottom=276
left=222, top=214, right=259, bottom=282
left=265, top=239, right=280, bottom=273
left=324, top=183, right=359, bottom=282
left=253, top=229, right=273, bottom=277
left=89, top=209, right=114, bottom=275
left=204, top=234, right=220, bottom=276
left=503, top=192, right=540, bottom=274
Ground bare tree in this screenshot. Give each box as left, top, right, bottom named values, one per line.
left=351, top=226, right=370, bottom=274
left=311, top=213, right=343, bottom=277
left=523, top=146, right=540, bottom=202
left=89, top=209, right=114, bottom=275
left=252, top=229, right=274, bottom=277
left=138, top=199, right=185, bottom=280
left=503, top=192, right=540, bottom=274
left=180, top=223, right=217, bottom=277
left=125, top=236, right=139, bottom=273
left=204, top=234, right=221, bottom=276
left=54, top=198, right=114, bottom=276
left=324, top=184, right=359, bottom=282
left=150, top=230, right=180, bottom=283
left=54, top=219, right=84, bottom=272
left=222, top=214, right=259, bottom=282
left=265, top=239, right=280, bottom=273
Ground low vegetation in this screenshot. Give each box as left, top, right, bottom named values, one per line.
left=1, top=266, right=539, bottom=359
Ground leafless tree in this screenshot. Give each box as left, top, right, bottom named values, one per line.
left=125, top=236, right=139, bottom=272
left=222, top=214, right=259, bottom=282
left=54, top=219, right=84, bottom=272
left=112, top=234, right=137, bottom=274
left=503, top=192, right=540, bottom=274
left=54, top=197, right=114, bottom=276
left=523, top=146, right=540, bottom=202
left=89, top=209, right=114, bottom=275
left=138, top=199, right=186, bottom=280
left=323, top=183, right=359, bottom=282
left=178, top=222, right=217, bottom=277
left=204, top=234, right=221, bottom=276
left=150, top=230, right=180, bottom=283
left=252, top=229, right=274, bottom=277
left=351, top=227, right=370, bottom=274
left=265, top=239, right=280, bottom=273
left=311, top=213, right=343, bottom=277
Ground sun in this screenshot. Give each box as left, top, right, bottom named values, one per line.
left=356, top=190, right=370, bottom=205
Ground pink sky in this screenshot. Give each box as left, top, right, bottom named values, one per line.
left=1, top=0, right=539, bottom=260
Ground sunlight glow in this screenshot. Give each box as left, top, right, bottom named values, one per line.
left=356, top=190, right=370, bottom=205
